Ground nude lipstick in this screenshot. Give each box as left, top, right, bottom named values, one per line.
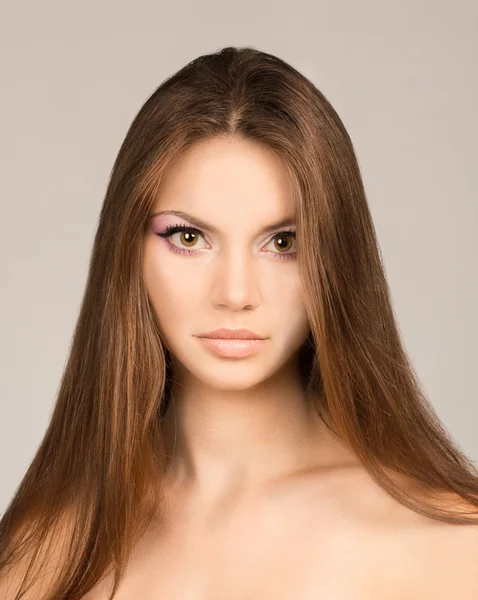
left=195, top=328, right=268, bottom=358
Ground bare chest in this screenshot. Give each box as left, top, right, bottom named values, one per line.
left=84, top=477, right=476, bottom=600
left=87, top=505, right=413, bottom=599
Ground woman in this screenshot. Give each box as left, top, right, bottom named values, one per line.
left=1, top=46, right=477, bottom=600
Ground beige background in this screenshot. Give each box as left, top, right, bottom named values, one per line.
left=0, top=1, right=476, bottom=516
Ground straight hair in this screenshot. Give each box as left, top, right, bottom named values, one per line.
left=1, top=46, right=477, bottom=600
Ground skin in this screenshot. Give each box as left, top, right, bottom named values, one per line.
left=144, top=135, right=357, bottom=502
left=1, top=138, right=477, bottom=600
left=82, top=136, right=478, bottom=598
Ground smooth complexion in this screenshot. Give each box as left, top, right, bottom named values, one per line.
left=143, top=136, right=357, bottom=512
left=81, top=137, right=478, bottom=599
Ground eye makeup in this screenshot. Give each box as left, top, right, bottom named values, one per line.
left=153, top=222, right=297, bottom=260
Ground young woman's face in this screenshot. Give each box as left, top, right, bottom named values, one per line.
left=143, top=136, right=311, bottom=390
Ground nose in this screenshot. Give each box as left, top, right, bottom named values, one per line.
left=210, top=245, right=261, bottom=311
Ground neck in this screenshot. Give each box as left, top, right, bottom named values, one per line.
left=159, top=358, right=340, bottom=504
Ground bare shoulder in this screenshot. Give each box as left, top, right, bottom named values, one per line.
left=402, top=509, right=478, bottom=598
left=317, top=465, right=478, bottom=598
left=419, top=494, right=478, bottom=597
left=385, top=484, right=477, bottom=596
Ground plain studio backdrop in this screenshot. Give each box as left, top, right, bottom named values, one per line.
left=0, top=1, right=476, bottom=517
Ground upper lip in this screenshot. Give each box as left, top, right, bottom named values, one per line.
left=196, top=328, right=266, bottom=340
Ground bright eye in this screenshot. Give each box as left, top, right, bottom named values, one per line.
left=265, top=231, right=297, bottom=258
left=167, top=228, right=206, bottom=249
left=155, top=224, right=297, bottom=260
left=155, top=225, right=208, bottom=253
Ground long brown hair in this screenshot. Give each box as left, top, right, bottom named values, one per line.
left=1, top=45, right=477, bottom=600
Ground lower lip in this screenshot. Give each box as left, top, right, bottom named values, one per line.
left=196, top=337, right=267, bottom=357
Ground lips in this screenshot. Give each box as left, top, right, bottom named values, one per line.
left=196, top=336, right=267, bottom=358
left=196, top=327, right=266, bottom=340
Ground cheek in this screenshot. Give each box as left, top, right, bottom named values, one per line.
left=279, top=269, right=310, bottom=327
left=143, top=240, right=204, bottom=329
left=266, top=265, right=308, bottom=312
left=259, top=269, right=310, bottom=348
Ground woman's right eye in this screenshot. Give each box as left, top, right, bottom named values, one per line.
left=155, top=224, right=208, bottom=255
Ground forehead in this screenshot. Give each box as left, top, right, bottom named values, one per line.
left=151, top=137, right=295, bottom=229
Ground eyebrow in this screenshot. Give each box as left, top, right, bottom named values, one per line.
left=148, top=210, right=296, bottom=235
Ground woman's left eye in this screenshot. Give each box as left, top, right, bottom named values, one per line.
left=265, top=230, right=297, bottom=259
left=155, top=225, right=297, bottom=260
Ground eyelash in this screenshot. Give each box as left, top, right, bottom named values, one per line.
left=155, top=223, right=297, bottom=260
